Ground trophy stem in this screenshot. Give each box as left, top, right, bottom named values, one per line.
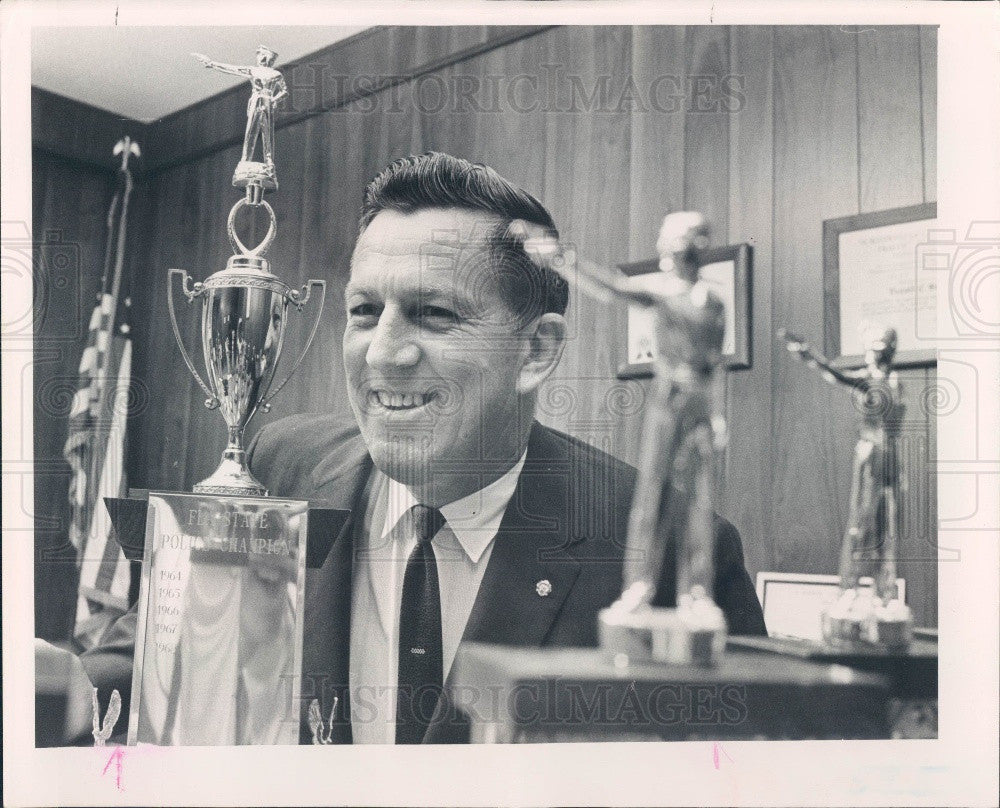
left=193, top=425, right=268, bottom=497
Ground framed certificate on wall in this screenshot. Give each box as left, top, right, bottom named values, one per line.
left=823, top=202, right=937, bottom=368
left=616, top=243, right=752, bottom=379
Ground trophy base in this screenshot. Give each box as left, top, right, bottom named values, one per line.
left=193, top=482, right=267, bottom=496
left=598, top=599, right=727, bottom=667
left=194, top=451, right=268, bottom=497
left=233, top=160, right=277, bottom=191
left=874, top=599, right=915, bottom=648
left=822, top=589, right=914, bottom=651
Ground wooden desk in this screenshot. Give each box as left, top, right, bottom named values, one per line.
left=726, top=635, right=938, bottom=700
left=727, top=635, right=938, bottom=738
left=452, top=643, right=892, bottom=743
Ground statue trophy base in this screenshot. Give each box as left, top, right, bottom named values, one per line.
left=598, top=597, right=727, bottom=667
left=822, top=588, right=915, bottom=651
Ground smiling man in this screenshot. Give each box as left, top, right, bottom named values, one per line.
left=52, top=152, right=764, bottom=746
left=343, top=203, right=565, bottom=507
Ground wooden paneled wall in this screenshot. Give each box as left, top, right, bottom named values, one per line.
left=33, top=25, right=939, bottom=636
left=32, top=148, right=115, bottom=640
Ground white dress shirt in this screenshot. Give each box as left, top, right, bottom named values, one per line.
left=349, top=452, right=527, bottom=744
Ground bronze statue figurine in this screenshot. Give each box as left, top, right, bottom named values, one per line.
left=521, top=211, right=728, bottom=666
left=780, top=326, right=914, bottom=648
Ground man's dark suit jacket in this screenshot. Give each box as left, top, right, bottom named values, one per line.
left=82, top=412, right=765, bottom=744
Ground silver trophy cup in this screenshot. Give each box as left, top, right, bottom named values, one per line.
left=168, top=220, right=324, bottom=496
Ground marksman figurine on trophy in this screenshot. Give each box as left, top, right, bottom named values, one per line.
left=780, top=326, right=914, bottom=650
left=193, top=45, right=288, bottom=193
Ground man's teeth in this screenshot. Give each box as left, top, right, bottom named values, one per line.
left=372, top=390, right=431, bottom=409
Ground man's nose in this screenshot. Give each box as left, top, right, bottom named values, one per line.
left=365, top=305, right=421, bottom=370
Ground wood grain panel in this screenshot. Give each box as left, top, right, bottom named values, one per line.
left=435, top=33, right=549, bottom=190
left=293, top=104, right=370, bottom=420
left=918, top=364, right=937, bottom=626
left=32, top=151, right=115, bottom=640
left=628, top=25, right=687, bottom=260
left=723, top=26, right=775, bottom=579
left=920, top=26, right=937, bottom=204
left=540, top=26, right=634, bottom=463
left=771, top=27, right=860, bottom=575
left=683, top=26, right=731, bottom=237
left=32, top=88, right=150, bottom=172
left=857, top=27, right=924, bottom=212
left=412, top=62, right=475, bottom=160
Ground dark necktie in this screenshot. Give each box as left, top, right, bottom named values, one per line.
left=395, top=504, right=445, bottom=744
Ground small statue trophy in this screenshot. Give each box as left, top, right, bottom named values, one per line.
left=780, top=326, right=914, bottom=650
left=114, top=48, right=329, bottom=745
left=523, top=212, right=729, bottom=666
left=192, top=46, right=288, bottom=192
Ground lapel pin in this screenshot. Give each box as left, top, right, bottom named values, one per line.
left=536, top=579, right=552, bottom=597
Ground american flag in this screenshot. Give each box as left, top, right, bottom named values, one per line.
left=63, top=137, right=140, bottom=649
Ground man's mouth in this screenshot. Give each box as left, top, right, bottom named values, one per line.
left=367, top=389, right=436, bottom=411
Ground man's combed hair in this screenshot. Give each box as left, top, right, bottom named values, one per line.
left=360, top=152, right=569, bottom=320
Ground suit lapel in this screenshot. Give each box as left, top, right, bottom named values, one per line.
left=425, top=423, right=583, bottom=743
left=297, top=422, right=587, bottom=744
left=460, top=494, right=581, bottom=649
left=297, top=434, right=373, bottom=744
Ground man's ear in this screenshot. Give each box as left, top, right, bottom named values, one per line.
left=516, top=313, right=567, bottom=395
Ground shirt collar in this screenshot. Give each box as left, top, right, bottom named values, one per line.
left=381, top=451, right=528, bottom=563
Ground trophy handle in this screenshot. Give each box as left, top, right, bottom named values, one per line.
left=168, top=268, right=220, bottom=409
left=259, top=279, right=326, bottom=412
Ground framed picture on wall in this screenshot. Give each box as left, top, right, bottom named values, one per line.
left=823, top=202, right=937, bottom=368
left=616, top=243, right=753, bottom=380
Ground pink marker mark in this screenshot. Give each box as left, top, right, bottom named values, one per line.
left=712, top=741, right=733, bottom=769
left=102, top=746, right=125, bottom=791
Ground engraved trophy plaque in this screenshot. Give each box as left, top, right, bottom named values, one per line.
left=523, top=212, right=729, bottom=666
left=780, top=326, right=915, bottom=650
left=118, top=48, right=329, bottom=745
left=128, top=493, right=307, bottom=744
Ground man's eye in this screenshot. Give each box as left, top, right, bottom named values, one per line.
left=348, top=303, right=381, bottom=320
left=418, top=305, right=457, bottom=325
